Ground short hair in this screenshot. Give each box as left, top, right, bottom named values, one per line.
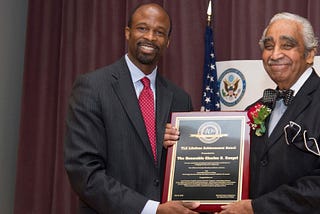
left=259, top=12, right=318, bottom=55
left=127, top=3, right=172, bottom=37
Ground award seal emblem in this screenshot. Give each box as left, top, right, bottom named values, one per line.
left=190, top=121, right=228, bottom=144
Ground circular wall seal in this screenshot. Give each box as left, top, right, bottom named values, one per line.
left=218, top=68, right=246, bottom=107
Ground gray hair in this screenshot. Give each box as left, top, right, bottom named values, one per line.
left=259, top=12, right=318, bottom=55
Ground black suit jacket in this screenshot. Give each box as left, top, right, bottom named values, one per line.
left=249, top=70, right=320, bottom=213
left=64, top=57, right=193, bottom=213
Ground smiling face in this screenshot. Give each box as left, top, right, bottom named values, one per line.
left=125, top=4, right=170, bottom=74
left=261, top=19, right=315, bottom=89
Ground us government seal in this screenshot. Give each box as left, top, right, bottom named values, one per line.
left=218, top=68, right=246, bottom=107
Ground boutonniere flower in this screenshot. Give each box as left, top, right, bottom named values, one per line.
left=247, top=103, right=272, bottom=136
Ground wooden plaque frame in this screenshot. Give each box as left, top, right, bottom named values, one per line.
left=162, top=111, right=250, bottom=212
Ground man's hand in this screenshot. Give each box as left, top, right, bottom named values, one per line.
left=157, top=201, right=200, bottom=214
left=163, top=123, right=180, bottom=149
left=217, top=200, right=253, bottom=214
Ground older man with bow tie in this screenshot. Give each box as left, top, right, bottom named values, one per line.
left=218, top=12, right=320, bottom=214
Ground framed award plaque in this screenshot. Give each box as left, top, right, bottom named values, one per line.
left=162, top=111, right=250, bottom=212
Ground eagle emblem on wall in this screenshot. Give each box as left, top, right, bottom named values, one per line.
left=218, top=68, right=246, bottom=107
left=222, top=78, right=240, bottom=98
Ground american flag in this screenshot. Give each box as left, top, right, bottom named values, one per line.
left=200, top=25, right=221, bottom=111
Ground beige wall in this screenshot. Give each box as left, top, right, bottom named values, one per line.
left=0, top=0, right=27, bottom=213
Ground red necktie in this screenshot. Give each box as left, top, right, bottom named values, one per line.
left=139, top=77, right=157, bottom=161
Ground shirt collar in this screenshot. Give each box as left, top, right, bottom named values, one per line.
left=290, top=67, right=313, bottom=96
left=125, top=54, right=157, bottom=87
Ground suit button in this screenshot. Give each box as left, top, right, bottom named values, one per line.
left=153, top=179, right=159, bottom=186
left=260, top=159, right=268, bottom=166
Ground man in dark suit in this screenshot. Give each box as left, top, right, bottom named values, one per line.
left=218, top=12, right=320, bottom=214
left=64, top=3, right=200, bottom=214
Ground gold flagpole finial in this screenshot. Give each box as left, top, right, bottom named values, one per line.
left=207, top=0, right=212, bottom=26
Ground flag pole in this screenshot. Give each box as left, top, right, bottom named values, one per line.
left=201, top=0, right=220, bottom=111
left=207, top=0, right=212, bottom=26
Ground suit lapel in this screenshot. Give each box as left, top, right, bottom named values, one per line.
left=111, top=58, right=155, bottom=160
left=155, top=76, right=173, bottom=164
left=266, top=70, right=320, bottom=148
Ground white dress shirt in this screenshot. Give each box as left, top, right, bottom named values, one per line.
left=268, top=67, right=313, bottom=136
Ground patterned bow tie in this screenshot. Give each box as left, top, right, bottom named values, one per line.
left=262, top=88, right=294, bottom=108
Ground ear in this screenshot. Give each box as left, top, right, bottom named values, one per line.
left=306, top=48, right=316, bottom=64
left=125, top=27, right=130, bottom=40
left=166, top=39, right=170, bottom=48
